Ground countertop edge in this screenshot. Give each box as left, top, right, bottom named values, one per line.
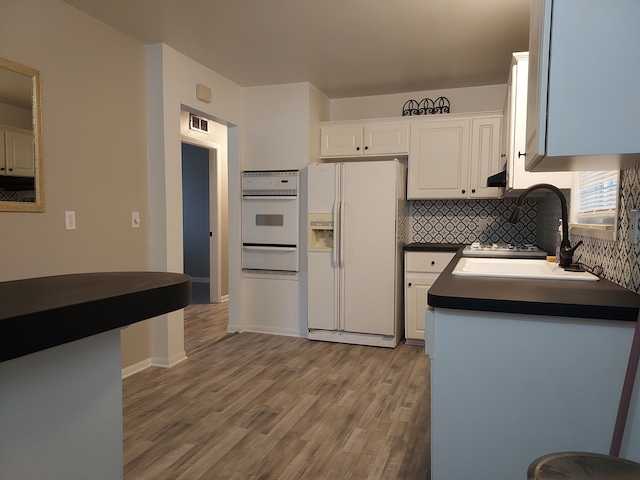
left=0, top=272, right=191, bottom=362
left=428, top=248, right=640, bottom=322
left=403, top=242, right=465, bottom=252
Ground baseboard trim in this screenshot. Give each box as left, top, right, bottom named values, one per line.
left=151, top=350, right=188, bottom=368
left=240, top=324, right=302, bottom=338
left=308, top=329, right=398, bottom=348
left=121, top=358, right=152, bottom=379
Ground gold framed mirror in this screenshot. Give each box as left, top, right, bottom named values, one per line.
left=0, top=57, right=44, bottom=212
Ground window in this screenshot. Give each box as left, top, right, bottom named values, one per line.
left=570, top=171, right=620, bottom=240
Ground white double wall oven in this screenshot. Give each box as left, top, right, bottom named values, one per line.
left=241, top=170, right=300, bottom=272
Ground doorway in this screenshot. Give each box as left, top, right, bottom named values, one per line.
left=179, top=112, right=230, bottom=306
left=182, top=143, right=212, bottom=303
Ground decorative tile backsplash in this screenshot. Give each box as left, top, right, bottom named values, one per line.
left=0, top=190, right=20, bottom=202
left=410, top=198, right=537, bottom=245
left=538, top=164, right=640, bottom=294
left=409, top=163, right=640, bottom=295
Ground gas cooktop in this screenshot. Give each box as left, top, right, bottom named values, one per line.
left=462, top=242, right=548, bottom=259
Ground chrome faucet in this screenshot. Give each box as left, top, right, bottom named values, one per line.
left=507, top=183, right=582, bottom=268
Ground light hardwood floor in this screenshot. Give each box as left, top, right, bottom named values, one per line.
left=123, top=295, right=431, bottom=479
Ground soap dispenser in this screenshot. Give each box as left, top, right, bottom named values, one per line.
left=555, top=219, right=562, bottom=264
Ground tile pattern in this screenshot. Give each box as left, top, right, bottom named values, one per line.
left=535, top=193, right=566, bottom=255
left=0, top=190, right=19, bottom=202
left=538, top=164, right=640, bottom=294
left=410, top=198, right=537, bottom=245
left=398, top=196, right=407, bottom=244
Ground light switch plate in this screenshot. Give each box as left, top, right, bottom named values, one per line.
left=132, top=212, right=140, bottom=228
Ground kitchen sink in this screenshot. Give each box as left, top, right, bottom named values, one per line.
left=452, top=257, right=599, bottom=281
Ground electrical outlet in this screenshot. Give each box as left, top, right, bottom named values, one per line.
left=65, top=211, right=76, bottom=230
left=629, top=209, right=640, bottom=245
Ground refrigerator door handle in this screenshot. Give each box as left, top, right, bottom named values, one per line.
left=332, top=196, right=340, bottom=269
left=338, top=163, right=347, bottom=331
left=334, top=172, right=342, bottom=332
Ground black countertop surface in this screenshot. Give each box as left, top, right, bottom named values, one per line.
left=425, top=246, right=640, bottom=321
left=0, top=272, right=191, bottom=362
left=404, top=242, right=465, bottom=252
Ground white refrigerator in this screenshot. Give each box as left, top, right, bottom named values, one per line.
left=307, top=160, right=406, bottom=348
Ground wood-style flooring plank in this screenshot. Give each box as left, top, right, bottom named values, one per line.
left=123, top=302, right=431, bottom=479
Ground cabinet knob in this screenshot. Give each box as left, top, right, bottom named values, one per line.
left=471, top=189, right=476, bottom=193
left=518, top=151, right=526, bottom=158
left=431, top=261, right=435, bottom=266
left=461, top=189, right=466, bottom=194
left=364, top=146, right=368, bottom=150
left=356, top=146, right=360, bottom=151
left=408, top=282, right=412, bottom=287
left=501, top=153, right=506, bottom=158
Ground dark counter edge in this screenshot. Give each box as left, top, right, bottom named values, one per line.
left=1, top=272, right=191, bottom=363
left=403, top=242, right=465, bottom=252
left=412, top=245, right=640, bottom=322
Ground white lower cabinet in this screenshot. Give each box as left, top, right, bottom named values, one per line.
left=404, top=250, right=456, bottom=346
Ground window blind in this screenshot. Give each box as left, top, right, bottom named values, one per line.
left=577, top=171, right=618, bottom=224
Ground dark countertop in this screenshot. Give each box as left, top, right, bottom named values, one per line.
left=0, top=271, right=191, bottom=362
left=403, top=242, right=465, bottom=252
left=428, top=248, right=640, bottom=321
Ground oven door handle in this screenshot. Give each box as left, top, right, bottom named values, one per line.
left=242, top=245, right=297, bottom=252
left=242, top=196, right=297, bottom=200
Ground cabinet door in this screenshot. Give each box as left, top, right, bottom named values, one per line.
left=0, top=132, right=5, bottom=175
left=404, top=251, right=455, bottom=345
left=405, top=276, right=433, bottom=343
left=469, top=116, right=502, bottom=199
left=363, top=122, right=408, bottom=156
left=320, top=125, right=363, bottom=157
left=525, top=0, right=550, bottom=168
left=5, top=131, right=35, bottom=177
left=408, top=119, right=470, bottom=199
left=501, top=79, right=511, bottom=184
left=509, top=54, right=572, bottom=190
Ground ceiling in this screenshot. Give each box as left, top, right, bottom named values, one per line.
left=63, top=0, right=531, bottom=99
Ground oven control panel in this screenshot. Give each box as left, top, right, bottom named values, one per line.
left=242, top=170, right=298, bottom=196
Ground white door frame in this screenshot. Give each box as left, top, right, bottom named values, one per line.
left=181, top=136, right=222, bottom=303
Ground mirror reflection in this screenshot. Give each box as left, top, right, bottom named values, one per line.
left=0, top=57, right=43, bottom=212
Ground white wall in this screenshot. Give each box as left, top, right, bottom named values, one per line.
left=0, top=103, right=32, bottom=130
left=145, top=43, right=244, bottom=366
left=329, top=84, right=507, bottom=120
left=242, top=83, right=329, bottom=336
left=0, top=0, right=151, bottom=369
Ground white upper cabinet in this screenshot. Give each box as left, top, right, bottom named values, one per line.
left=469, top=115, right=502, bottom=199
left=505, top=52, right=571, bottom=190
left=1, top=129, right=35, bottom=178
left=320, top=121, right=408, bottom=158
left=409, top=118, right=469, bottom=199
left=408, top=113, right=503, bottom=199
left=526, top=0, right=640, bottom=172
